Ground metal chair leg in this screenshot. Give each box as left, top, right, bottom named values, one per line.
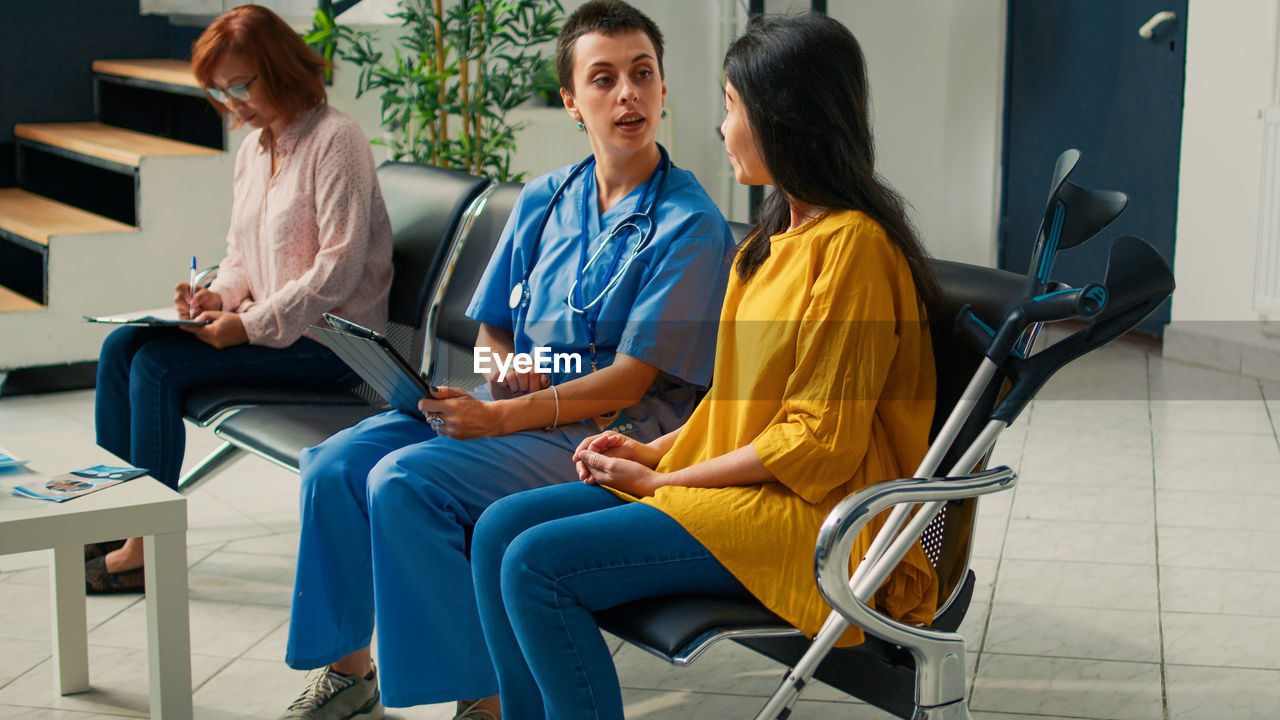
left=176, top=442, right=245, bottom=495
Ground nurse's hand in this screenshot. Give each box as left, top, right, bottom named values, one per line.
left=418, top=386, right=499, bottom=439
left=579, top=451, right=667, bottom=497
left=486, top=368, right=549, bottom=399
left=573, top=432, right=663, bottom=481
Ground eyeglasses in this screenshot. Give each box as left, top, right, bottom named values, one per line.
left=205, top=75, right=257, bottom=104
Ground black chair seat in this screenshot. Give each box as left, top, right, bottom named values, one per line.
left=595, top=570, right=973, bottom=718
left=182, top=385, right=365, bottom=426
left=215, top=403, right=384, bottom=470
left=595, top=594, right=792, bottom=661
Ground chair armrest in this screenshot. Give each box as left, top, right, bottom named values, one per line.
left=194, top=265, right=219, bottom=288
left=814, top=466, right=1016, bottom=709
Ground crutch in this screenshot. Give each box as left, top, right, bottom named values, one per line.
left=757, top=235, right=1175, bottom=720
left=753, top=149, right=1128, bottom=720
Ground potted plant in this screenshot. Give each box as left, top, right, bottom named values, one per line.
left=307, top=0, right=564, bottom=181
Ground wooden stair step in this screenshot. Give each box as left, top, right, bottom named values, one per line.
left=15, top=122, right=222, bottom=169
left=93, top=58, right=201, bottom=90
left=0, top=284, right=43, bottom=313
left=0, top=188, right=137, bottom=246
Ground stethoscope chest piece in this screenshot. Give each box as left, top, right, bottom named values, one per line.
left=509, top=282, right=530, bottom=310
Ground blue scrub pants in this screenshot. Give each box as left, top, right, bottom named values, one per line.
left=95, top=325, right=352, bottom=489
left=471, top=483, right=751, bottom=720
left=285, top=410, right=599, bottom=707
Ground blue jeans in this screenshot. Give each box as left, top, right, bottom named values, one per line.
left=94, top=325, right=353, bottom=488
left=285, top=409, right=603, bottom=707
left=471, top=483, right=751, bottom=720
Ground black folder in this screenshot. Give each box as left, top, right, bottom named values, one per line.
left=310, top=313, right=434, bottom=417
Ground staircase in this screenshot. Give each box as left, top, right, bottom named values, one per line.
left=0, top=58, right=244, bottom=374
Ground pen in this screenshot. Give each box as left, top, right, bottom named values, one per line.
left=188, top=255, right=198, bottom=315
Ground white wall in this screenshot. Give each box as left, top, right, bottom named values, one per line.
left=827, top=1, right=1006, bottom=264
left=1172, top=0, right=1280, bottom=322
left=324, top=1, right=1007, bottom=265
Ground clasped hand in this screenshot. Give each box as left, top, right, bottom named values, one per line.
left=573, top=431, right=669, bottom=497
left=174, top=283, right=247, bottom=349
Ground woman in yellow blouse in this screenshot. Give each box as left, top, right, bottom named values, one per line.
left=471, top=12, right=942, bottom=720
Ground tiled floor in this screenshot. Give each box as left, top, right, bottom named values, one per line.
left=1, top=335, right=1278, bottom=719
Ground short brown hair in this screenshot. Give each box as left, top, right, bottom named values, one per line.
left=191, top=4, right=327, bottom=126
left=555, top=0, right=664, bottom=92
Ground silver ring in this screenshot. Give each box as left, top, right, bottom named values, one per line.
left=426, top=413, right=444, bottom=426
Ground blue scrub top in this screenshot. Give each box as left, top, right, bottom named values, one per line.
left=466, top=151, right=735, bottom=433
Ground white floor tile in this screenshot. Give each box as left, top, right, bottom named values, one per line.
left=1016, top=451, right=1155, bottom=489
left=970, top=654, right=1163, bottom=720
left=1152, top=430, right=1280, bottom=464
left=0, top=549, right=48, bottom=573
left=1165, top=664, right=1280, bottom=720
left=1004, top=518, right=1155, bottom=566
left=1010, top=483, right=1154, bottom=525
left=0, top=645, right=227, bottom=718
left=984, top=604, right=1160, bottom=662
left=186, top=550, right=296, bottom=607
left=1027, top=399, right=1151, bottom=429
left=1159, top=567, right=1280, bottom=616
left=1149, top=359, right=1264, bottom=401
left=221, top=531, right=300, bottom=558
left=89, top=597, right=288, bottom=659
left=239, top=620, right=289, bottom=664
left=0, top=580, right=141, bottom=643
left=620, top=686, right=887, bottom=719
left=1153, top=455, right=1280, bottom=495
left=1158, top=526, right=1280, bottom=572
left=0, top=638, right=51, bottom=689
left=1161, top=613, right=1280, bottom=669
left=1151, top=400, right=1276, bottom=435
left=993, top=559, right=1158, bottom=612
left=1022, top=424, right=1153, bottom=463
left=0, top=706, right=139, bottom=719
left=1156, top=489, right=1280, bottom=531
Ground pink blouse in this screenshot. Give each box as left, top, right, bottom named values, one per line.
left=209, top=104, right=393, bottom=348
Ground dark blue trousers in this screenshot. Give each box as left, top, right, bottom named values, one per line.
left=94, top=325, right=353, bottom=488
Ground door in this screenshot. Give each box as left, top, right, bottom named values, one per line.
left=1001, top=1, right=1186, bottom=331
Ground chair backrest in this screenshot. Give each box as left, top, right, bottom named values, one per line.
left=921, top=259, right=1025, bottom=613
left=377, top=161, right=490, bottom=366
left=424, top=181, right=526, bottom=389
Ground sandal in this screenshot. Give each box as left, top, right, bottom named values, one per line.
left=84, top=539, right=126, bottom=562
left=85, top=555, right=145, bottom=594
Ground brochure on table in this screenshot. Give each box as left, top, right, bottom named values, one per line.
left=9, top=465, right=149, bottom=503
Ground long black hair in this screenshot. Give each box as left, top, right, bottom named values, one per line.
left=724, top=13, right=939, bottom=312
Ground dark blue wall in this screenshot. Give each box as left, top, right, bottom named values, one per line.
left=0, top=0, right=182, bottom=187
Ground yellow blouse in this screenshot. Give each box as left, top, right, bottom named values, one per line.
left=645, top=210, right=938, bottom=646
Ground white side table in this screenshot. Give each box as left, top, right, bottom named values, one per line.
left=0, top=431, right=191, bottom=720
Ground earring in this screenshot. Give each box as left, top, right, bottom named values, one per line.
left=576, top=121, right=585, bottom=132
left=661, top=108, right=667, bottom=119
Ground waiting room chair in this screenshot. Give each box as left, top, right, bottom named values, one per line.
left=175, top=162, right=490, bottom=493
left=592, top=258, right=1025, bottom=718
left=203, top=180, right=525, bottom=476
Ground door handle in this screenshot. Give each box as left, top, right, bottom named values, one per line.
left=1138, top=11, right=1176, bottom=39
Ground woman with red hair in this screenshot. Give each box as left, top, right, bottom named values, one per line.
left=89, top=4, right=393, bottom=592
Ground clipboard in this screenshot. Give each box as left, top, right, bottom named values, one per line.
left=84, top=307, right=209, bottom=326
left=310, top=313, right=436, bottom=417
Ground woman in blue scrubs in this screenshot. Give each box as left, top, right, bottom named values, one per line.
left=277, top=2, right=736, bottom=719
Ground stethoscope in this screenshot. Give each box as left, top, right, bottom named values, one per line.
left=507, top=146, right=672, bottom=370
